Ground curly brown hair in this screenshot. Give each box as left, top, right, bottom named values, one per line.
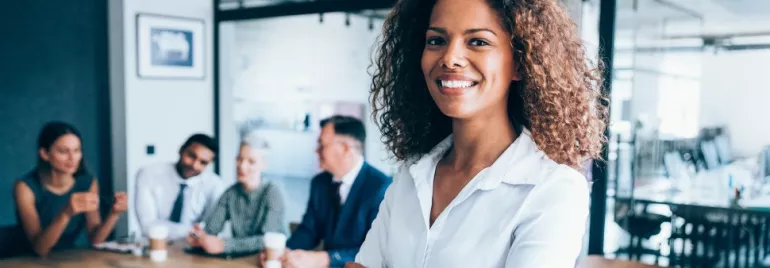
left=370, top=0, right=608, bottom=169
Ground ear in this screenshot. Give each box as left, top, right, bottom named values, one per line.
left=39, top=148, right=50, bottom=162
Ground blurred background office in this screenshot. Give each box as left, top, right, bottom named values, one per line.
left=602, top=0, right=770, bottom=267
left=2, top=0, right=770, bottom=267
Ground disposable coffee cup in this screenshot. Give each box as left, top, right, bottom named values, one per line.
left=148, top=225, right=168, bottom=262
left=265, top=260, right=282, bottom=268
left=263, top=232, right=287, bottom=261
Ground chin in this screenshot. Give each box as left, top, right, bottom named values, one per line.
left=53, top=166, right=77, bottom=175
left=435, top=103, right=477, bottom=119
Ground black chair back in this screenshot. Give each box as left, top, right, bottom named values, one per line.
left=0, top=225, right=28, bottom=259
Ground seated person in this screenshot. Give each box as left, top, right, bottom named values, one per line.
left=188, top=137, right=288, bottom=254
left=135, top=134, right=225, bottom=240
left=14, top=122, right=128, bottom=256
left=273, top=116, right=392, bottom=268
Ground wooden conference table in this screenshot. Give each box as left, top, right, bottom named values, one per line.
left=0, top=245, right=657, bottom=268
left=0, top=243, right=257, bottom=268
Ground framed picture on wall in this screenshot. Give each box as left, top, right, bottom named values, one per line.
left=136, top=13, right=205, bottom=79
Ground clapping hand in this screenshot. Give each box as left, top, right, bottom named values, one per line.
left=64, top=192, right=99, bottom=216
left=110, top=192, right=128, bottom=215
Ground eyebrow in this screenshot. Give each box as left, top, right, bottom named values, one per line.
left=427, top=27, right=498, bottom=36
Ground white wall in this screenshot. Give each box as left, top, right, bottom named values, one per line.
left=109, top=0, right=215, bottom=237
left=700, top=51, right=770, bottom=157
left=219, top=13, right=397, bottom=183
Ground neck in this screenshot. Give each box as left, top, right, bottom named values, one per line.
left=448, top=109, right=518, bottom=171
left=332, top=155, right=362, bottom=179
left=41, top=169, right=75, bottom=188
left=241, top=175, right=262, bottom=191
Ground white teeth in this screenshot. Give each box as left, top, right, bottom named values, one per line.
left=440, top=80, right=474, bottom=88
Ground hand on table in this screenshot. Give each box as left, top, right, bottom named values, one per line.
left=198, top=234, right=224, bottom=254
left=186, top=224, right=223, bottom=254
left=282, top=250, right=329, bottom=268
left=187, top=224, right=204, bottom=247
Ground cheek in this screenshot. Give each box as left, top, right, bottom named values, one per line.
left=327, top=149, right=341, bottom=160
left=480, top=54, right=515, bottom=90
left=421, top=52, right=436, bottom=81
left=51, top=153, right=68, bottom=162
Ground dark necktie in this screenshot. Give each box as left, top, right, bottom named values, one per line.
left=169, top=184, right=187, bottom=223
left=330, top=181, right=342, bottom=229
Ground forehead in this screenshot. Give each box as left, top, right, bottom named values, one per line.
left=185, top=143, right=215, bottom=160
left=239, top=145, right=266, bottom=157
left=429, top=0, right=503, bottom=31
left=319, top=124, right=337, bottom=140
left=53, top=134, right=81, bottom=148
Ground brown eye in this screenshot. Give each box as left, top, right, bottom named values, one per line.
left=469, top=39, right=489, bottom=46
left=426, top=37, right=446, bottom=46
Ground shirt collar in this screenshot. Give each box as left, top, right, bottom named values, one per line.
left=407, top=128, right=549, bottom=190
left=335, top=157, right=365, bottom=186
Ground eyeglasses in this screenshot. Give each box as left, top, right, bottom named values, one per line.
left=316, top=141, right=345, bottom=151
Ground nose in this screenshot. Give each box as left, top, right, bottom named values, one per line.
left=193, top=161, right=205, bottom=172
left=440, top=40, right=468, bottom=70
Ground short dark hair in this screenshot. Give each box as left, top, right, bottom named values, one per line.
left=320, top=115, right=366, bottom=145
left=180, top=133, right=218, bottom=154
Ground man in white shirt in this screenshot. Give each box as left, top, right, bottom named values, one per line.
left=135, top=134, right=225, bottom=240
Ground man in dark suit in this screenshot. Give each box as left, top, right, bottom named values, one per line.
left=282, top=115, right=391, bottom=268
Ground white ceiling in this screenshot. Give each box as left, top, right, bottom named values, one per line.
left=617, top=0, right=770, bottom=35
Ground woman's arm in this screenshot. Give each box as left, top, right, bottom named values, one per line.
left=85, top=180, right=127, bottom=245
left=504, top=167, right=590, bottom=268
left=14, top=181, right=97, bottom=256
left=202, top=189, right=231, bottom=236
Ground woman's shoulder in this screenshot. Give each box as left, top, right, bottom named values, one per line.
left=391, top=161, right=415, bottom=185
left=17, top=170, right=38, bottom=183
left=525, top=164, right=589, bottom=208
left=262, top=180, right=285, bottom=196
left=16, top=170, right=42, bottom=192
left=222, top=183, right=241, bottom=194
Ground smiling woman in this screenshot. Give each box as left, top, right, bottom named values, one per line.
left=371, top=0, right=607, bottom=169
left=354, top=0, right=608, bottom=267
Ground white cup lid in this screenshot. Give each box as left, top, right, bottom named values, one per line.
left=263, top=232, right=287, bottom=248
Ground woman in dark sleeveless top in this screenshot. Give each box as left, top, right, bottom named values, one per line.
left=13, top=122, right=128, bottom=256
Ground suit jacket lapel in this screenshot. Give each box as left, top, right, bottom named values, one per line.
left=333, top=163, right=369, bottom=236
